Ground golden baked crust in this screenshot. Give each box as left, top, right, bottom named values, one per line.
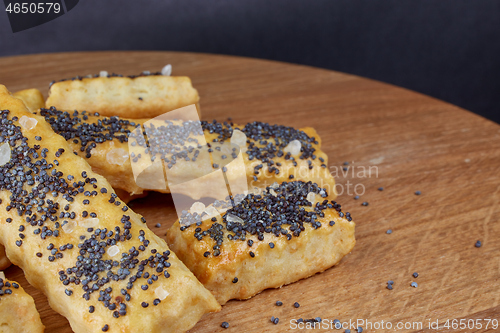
left=166, top=181, right=355, bottom=305
left=0, top=246, right=9, bottom=270
left=0, top=276, right=45, bottom=333
left=12, top=89, right=45, bottom=113
left=45, top=75, right=200, bottom=119
left=0, top=85, right=220, bottom=333
left=33, top=109, right=337, bottom=200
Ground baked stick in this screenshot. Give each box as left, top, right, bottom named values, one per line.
left=0, top=274, right=45, bottom=333
left=166, top=181, right=356, bottom=305
left=46, top=73, right=200, bottom=119
left=0, top=86, right=220, bottom=333
left=0, top=90, right=147, bottom=273
left=34, top=108, right=337, bottom=201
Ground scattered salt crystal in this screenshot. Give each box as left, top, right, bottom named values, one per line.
left=106, top=148, right=129, bottom=165
left=190, top=202, right=206, bottom=215
left=80, top=218, right=99, bottom=228
left=230, top=130, right=247, bottom=152
left=0, top=271, right=5, bottom=280
left=19, top=116, right=37, bottom=130
left=319, top=190, right=326, bottom=196
left=0, top=143, right=11, bottom=166
left=62, top=221, right=76, bottom=233
left=269, top=189, right=277, bottom=196
left=284, top=140, right=301, bottom=156
left=142, top=70, right=151, bottom=75
left=161, top=64, right=172, bottom=76
left=203, top=206, right=219, bottom=219
left=306, top=192, right=316, bottom=203
left=107, top=245, right=120, bottom=257
left=226, top=214, right=244, bottom=223
left=99, top=71, right=108, bottom=77
left=155, top=287, right=170, bottom=300
left=270, top=182, right=279, bottom=189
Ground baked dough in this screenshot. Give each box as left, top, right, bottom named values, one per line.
left=46, top=74, right=200, bottom=119
left=34, top=108, right=337, bottom=201
left=166, top=181, right=356, bottom=305
left=12, top=89, right=45, bottom=113
left=0, top=246, right=9, bottom=270
left=0, top=275, right=45, bottom=333
left=0, top=85, right=220, bottom=333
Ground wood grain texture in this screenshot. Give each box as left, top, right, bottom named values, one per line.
left=0, top=51, right=499, bottom=333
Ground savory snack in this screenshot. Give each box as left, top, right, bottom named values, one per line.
left=0, top=275, right=45, bottom=333
left=45, top=71, right=200, bottom=118
left=34, top=108, right=336, bottom=201
left=0, top=86, right=220, bottom=333
left=166, top=181, right=356, bottom=305
left=13, top=88, right=45, bottom=112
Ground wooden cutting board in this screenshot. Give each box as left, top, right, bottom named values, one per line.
left=0, top=51, right=499, bottom=333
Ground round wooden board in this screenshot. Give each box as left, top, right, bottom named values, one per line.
left=1, top=51, right=499, bottom=332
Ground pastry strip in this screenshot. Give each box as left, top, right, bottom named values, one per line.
left=46, top=75, right=200, bottom=119
left=167, top=181, right=355, bottom=305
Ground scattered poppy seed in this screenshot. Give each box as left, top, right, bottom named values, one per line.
left=294, top=302, right=300, bottom=308
left=413, top=272, right=419, bottom=278
left=475, top=240, right=482, bottom=248
left=221, top=322, right=229, bottom=328
left=354, top=195, right=359, bottom=200
left=386, top=229, right=392, bottom=234
left=361, top=202, right=369, bottom=206
left=415, top=191, right=421, bottom=195
left=232, top=277, right=238, bottom=283
left=155, top=223, right=161, bottom=228
left=276, top=301, right=283, bottom=306
left=378, top=187, right=384, bottom=191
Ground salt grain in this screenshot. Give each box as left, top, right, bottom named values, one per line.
left=226, top=213, right=244, bottom=223
left=107, top=245, right=120, bottom=257
left=203, top=206, right=219, bottom=219
left=284, top=140, right=301, bottom=156
left=99, top=71, right=108, bottom=77
left=62, top=221, right=76, bottom=234
left=79, top=218, right=99, bottom=228
left=19, top=116, right=37, bottom=130
left=306, top=192, right=316, bottom=203
left=161, top=64, right=172, bottom=76
left=155, top=287, right=170, bottom=300
left=0, top=143, right=11, bottom=166
left=190, top=201, right=206, bottom=215
left=106, top=148, right=129, bottom=165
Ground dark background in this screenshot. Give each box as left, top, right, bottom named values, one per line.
left=0, top=0, right=499, bottom=123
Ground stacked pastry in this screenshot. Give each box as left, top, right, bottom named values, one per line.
left=0, top=86, right=220, bottom=332
left=0, top=67, right=356, bottom=331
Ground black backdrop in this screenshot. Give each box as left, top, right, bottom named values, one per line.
left=0, top=0, right=499, bottom=123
